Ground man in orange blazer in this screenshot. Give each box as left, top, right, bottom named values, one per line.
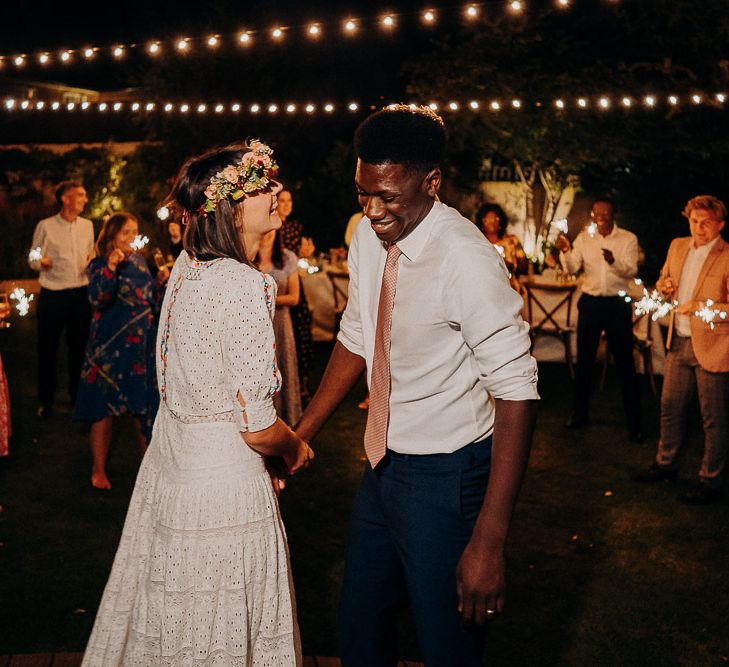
left=635, top=195, right=729, bottom=504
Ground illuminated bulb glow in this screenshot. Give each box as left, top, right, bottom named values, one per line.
left=272, top=28, right=283, bottom=39
left=691, top=94, right=702, bottom=104
left=84, top=48, right=94, bottom=58
left=469, top=100, right=479, bottom=110
left=157, top=206, right=170, bottom=221
left=231, top=103, right=241, bottom=112
left=557, top=0, right=570, bottom=6
left=164, top=103, right=173, bottom=112
left=39, top=53, right=50, bottom=64
left=555, top=99, right=565, bottom=109
left=113, top=102, right=122, bottom=111
left=61, top=51, right=71, bottom=62
left=268, top=104, right=278, bottom=113
left=428, top=102, right=439, bottom=110
left=98, top=102, right=107, bottom=111
left=21, top=100, right=30, bottom=109
left=490, top=100, right=500, bottom=111
left=250, top=104, right=260, bottom=113
left=448, top=101, right=459, bottom=110
left=348, top=102, right=359, bottom=111
left=644, top=95, right=656, bottom=107
left=145, top=102, right=154, bottom=111
left=35, top=101, right=45, bottom=110
left=238, top=32, right=251, bottom=43
left=509, top=1, right=524, bottom=12
left=599, top=97, right=610, bottom=109
left=716, top=93, right=726, bottom=103
left=113, top=46, right=124, bottom=58
left=512, top=99, right=522, bottom=108
left=131, top=102, right=140, bottom=111
left=4, top=99, right=15, bottom=109
left=197, top=104, right=206, bottom=113
left=668, top=95, right=678, bottom=105
left=67, top=102, right=75, bottom=110
left=344, top=19, right=357, bottom=32
left=465, top=5, right=479, bottom=18
left=180, top=103, right=189, bottom=113
left=577, top=97, right=588, bottom=108
left=177, top=39, right=188, bottom=50
left=622, top=97, right=632, bottom=107
left=423, top=10, right=436, bottom=22
left=286, top=103, right=296, bottom=112
left=148, top=42, right=160, bottom=54
left=324, top=103, right=334, bottom=112
left=308, top=24, right=320, bottom=36
left=52, top=101, right=60, bottom=110
left=215, top=103, right=224, bottom=113
left=305, top=104, right=315, bottom=113
left=14, top=56, right=24, bottom=66
left=81, top=101, right=90, bottom=110
left=382, top=15, right=395, bottom=27
left=207, top=36, right=219, bottom=47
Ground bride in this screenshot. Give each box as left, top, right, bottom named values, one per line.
left=82, top=141, right=312, bottom=666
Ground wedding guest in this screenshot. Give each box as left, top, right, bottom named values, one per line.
left=476, top=202, right=528, bottom=291
left=258, top=228, right=303, bottom=426
left=0, top=299, right=10, bottom=456
left=28, top=181, right=95, bottom=418
left=73, top=212, right=169, bottom=489
left=277, top=188, right=314, bottom=405
left=296, top=106, right=538, bottom=665
left=635, top=195, right=729, bottom=504
left=82, top=141, right=312, bottom=664
left=555, top=197, right=643, bottom=441
left=167, top=220, right=184, bottom=259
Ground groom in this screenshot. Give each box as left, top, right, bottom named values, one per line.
left=295, top=105, right=538, bottom=665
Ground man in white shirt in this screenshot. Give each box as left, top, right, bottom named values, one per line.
left=635, top=195, right=729, bottom=505
left=28, top=181, right=95, bottom=418
left=296, top=106, right=538, bottom=665
left=555, top=199, right=643, bottom=440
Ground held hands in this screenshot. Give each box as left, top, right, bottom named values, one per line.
left=266, top=439, right=314, bottom=497
left=554, top=234, right=571, bottom=254
left=284, top=438, right=315, bottom=475
left=601, top=248, right=615, bottom=265
left=456, top=538, right=506, bottom=627
left=107, top=248, right=126, bottom=271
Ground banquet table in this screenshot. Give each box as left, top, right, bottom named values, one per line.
left=522, top=274, right=667, bottom=376
left=300, top=264, right=349, bottom=342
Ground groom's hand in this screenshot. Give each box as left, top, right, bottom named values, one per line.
left=456, top=538, right=506, bottom=627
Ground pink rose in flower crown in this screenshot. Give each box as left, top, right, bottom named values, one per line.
left=204, top=185, right=217, bottom=200
left=222, top=166, right=239, bottom=183
left=241, top=152, right=256, bottom=169
left=249, top=141, right=265, bottom=153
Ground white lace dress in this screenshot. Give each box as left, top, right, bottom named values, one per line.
left=82, top=252, right=302, bottom=666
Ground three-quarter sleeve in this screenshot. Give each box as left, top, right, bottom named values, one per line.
left=337, top=229, right=365, bottom=358
left=87, top=258, right=119, bottom=310
left=442, top=241, right=539, bottom=401
left=223, top=272, right=280, bottom=432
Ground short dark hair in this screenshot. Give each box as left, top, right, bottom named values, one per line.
left=169, top=142, right=269, bottom=267
left=354, top=104, right=446, bottom=172
left=592, top=196, right=618, bottom=214
left=475, top=203, right=508, bottom=239
left=55, top=180, right=83, bottom=206
left=95, top=211, right=137, bottom=257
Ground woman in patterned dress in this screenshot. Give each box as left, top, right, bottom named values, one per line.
left=257, top=228, right=302, bottom=426
left=278, top=190, right=314, bottom=405
left=73, top=212, right=169, bottom=489
left=82, top=142, right=312, bottom=666
left=476, top=202, right=528, bottom=294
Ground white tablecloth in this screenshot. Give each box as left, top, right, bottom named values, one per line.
left=300, top=267, right=348, bottom=342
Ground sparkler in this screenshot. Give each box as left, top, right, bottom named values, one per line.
left=694, top=299, right=728, bottom=330
left=28, top=246, right=42, bottom=262
left=297, top=258, right=320, bottom=274
left=554, top=218, right=569, bottom=234
left=618, top=287, right=676, bottom=320
left=9, top=287, right=34, bottom=316
left=130, top=234, right=150, bottom=251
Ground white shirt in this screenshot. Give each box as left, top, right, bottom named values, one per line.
left=675, top=236, right=721, bottom=337
left=560, top=224, right=639, bottom=296
left=338, top=201, right=539, bottom=455
left=29, top=214, right=95, bottom=290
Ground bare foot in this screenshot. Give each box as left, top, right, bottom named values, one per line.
left=91, top=472, right=112, bottom=489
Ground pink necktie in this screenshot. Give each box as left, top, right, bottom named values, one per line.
left=364, top=243, right=402, bottom=468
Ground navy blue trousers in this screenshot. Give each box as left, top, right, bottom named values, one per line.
left=339, top=437, right=492, bottom=667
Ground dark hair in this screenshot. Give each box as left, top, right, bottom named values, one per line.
left=169, top=142, right=267, bottom=266
left=55, top=180, right=83, bottom=206
left=592, top=196, right=618, bottom=214
left=475, top=202, right=508, bottom=239
left=95, top=212, right=137, bottom=257
left=354, top=104, right=446, bottom=172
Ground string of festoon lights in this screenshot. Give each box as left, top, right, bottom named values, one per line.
left=2, top=94, right=727, bottom=116
left=0, top=1, right=619, bottom=70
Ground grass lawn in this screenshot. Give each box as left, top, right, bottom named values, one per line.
left=0, top=313, right=727, bottom=665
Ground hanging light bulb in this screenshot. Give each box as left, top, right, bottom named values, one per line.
left=348, top=102, right=359, bottom=111
left=238, top=32, right=251, bottom=44
left=344, top=19, right=358, bottom=33
left=465, top=5, right=479, bottom=19
left=113, top=46, right=124, bottom=58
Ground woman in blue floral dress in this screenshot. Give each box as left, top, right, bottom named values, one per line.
left=74, top=212, right=169, bottom=489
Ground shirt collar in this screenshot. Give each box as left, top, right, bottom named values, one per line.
left=392, top=200, right=440, bottom=262
left=690, top=235, right=721, bottom=254
left=56, top=212, right=78, bottom=224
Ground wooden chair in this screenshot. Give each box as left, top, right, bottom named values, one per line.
left=599, top=309, right=658, bottom=396
left=326, top=270, right=349, bottom=333
left=523, top=281, right=578, bottom=377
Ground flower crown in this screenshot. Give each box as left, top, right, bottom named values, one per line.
left=200, top=140, right=278, bottom=214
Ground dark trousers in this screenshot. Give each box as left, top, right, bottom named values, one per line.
left=37, top=286, right=91, bottom=409
left=339, top=438, right=492, bottom=667
left=573, top=294, right=641, bottom=431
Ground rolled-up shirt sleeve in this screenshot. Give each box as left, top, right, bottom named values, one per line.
left=223, top=273, right=280, bottom=432
left=28, top=221, right=46, bottom=272
left=611, top=233, right=639, bottom=279
left=337, top=229, right=365, bottom=358
left=443, top=241, right=539, bottom=401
